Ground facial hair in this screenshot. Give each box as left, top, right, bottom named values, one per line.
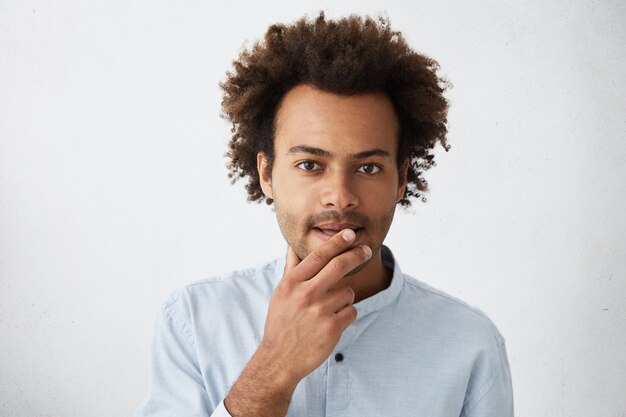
left=272, top=192, right=397, bottom=274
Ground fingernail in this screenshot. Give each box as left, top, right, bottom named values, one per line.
left=362, top=245, right=372, bottom=258
left=342, top=229, right=356, bottom=241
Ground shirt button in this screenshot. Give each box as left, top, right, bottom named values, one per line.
left=334, top=353, right=344, bottom=362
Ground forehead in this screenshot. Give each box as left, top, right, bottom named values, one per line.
left=273, top=84, right=400, bottom=156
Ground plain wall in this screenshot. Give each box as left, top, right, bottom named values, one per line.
left=1, top=1, right=625, bottom=416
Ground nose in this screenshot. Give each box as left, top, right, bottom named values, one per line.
left=320, top=171, right=359, bottom=210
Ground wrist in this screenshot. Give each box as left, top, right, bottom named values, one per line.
left=250, top=341, right=300, bottom=393
left=224, top=346, right=298, bottom=417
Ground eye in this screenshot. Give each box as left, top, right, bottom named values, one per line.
left=296, top=161, right=322, bottom=171
left=357, top=164, right=381, bottom=174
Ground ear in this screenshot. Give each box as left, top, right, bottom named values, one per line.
left=397, top=159, right=409, bottom=202
left=257, top=152, right=273, bottom=199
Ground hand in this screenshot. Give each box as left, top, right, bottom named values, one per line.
left=259, top=229, right=372, bottom=385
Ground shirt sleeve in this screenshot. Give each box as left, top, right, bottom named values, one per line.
left=133, top=295, right=233, bottom=417
left=460, top=339, right=514, bottom=417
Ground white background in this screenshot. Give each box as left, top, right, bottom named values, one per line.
left=1, top=1, right=625, bottom=416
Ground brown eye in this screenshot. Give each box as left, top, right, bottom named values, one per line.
left=297, top=161, right=321, bottom=171
left=358, top=164, right=381, bottom=174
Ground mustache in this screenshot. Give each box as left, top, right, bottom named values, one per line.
left=305, top=211, right=370, bottom=229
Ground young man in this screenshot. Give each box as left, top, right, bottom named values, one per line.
left=134, top=13, right=513, bottom=417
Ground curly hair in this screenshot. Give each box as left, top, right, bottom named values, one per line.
left=220, top=12, right=450, bottom=207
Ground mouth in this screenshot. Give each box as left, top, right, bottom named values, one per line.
left=312, top=223, right=364, bottom=239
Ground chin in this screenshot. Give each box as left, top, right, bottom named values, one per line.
left=301, top=232, right=379, bottom=271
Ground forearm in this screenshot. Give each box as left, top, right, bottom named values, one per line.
left=224, top=344, right=299, bottom=417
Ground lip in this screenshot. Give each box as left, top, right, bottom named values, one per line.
left=315, top=222, right=361, bottom=230
left=312, top=225, right=364, bottom=241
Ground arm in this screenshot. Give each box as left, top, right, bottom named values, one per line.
left=224, top=229, right=370, bottom=417
left=135, top=230, right=368, bottom=417
left=460, top=340, right=514, bottom=417
left=133, top=297, right=224, bottom=417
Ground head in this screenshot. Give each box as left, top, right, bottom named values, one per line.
left=220, top=12, right=449, bottom=261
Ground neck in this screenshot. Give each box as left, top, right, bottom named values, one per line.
left=333, top=246, right=393, bottom=304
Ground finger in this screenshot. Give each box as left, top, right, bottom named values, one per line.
left=335, top=304, right=358, bottom=332
left=284, top=245, right=301, bottom=275
left=289, top=228, right=357, bottom=282
left=309, top=244, right=372, bottom=293
left=322, top=285, right=355, bottom=314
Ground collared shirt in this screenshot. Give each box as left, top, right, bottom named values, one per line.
left=134, top=246, right=513, bottom=417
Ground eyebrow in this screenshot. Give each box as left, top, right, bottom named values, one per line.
left=287, top=145, right=390, bottom=160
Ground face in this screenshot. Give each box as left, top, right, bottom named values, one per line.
left=257, top=84, right=408, bottom=270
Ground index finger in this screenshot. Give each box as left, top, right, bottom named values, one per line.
left=287, top=228, right=356, bottom=282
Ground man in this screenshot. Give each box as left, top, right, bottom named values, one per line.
left=134, top=12, right=513, bottom=417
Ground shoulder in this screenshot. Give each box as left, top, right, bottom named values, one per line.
left=401, top=273, right=505, bottom=347
left=400, top=274, right=511, bottom=410
left=159, top=258, right=280, bottom=325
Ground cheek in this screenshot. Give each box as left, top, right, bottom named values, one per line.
left=274, top=187, right=313, bottom=231
left=277, top=175, right=318, bottom=206
left=357, top=181, right=398, bottom=205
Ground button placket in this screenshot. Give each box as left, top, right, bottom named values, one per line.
left=325, top=325, right=357, bottom=415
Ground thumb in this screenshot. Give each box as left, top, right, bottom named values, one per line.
left=284, top=245, right=301, bottom=275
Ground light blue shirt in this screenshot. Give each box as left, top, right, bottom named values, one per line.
left=134, top=246, right=513, bottom=416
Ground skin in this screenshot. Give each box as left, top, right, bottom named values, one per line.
left=224, top=84, right=409, bottom=416
left=258, top=84, right=409, bottom=303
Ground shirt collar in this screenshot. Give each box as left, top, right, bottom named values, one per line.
left=273, top=244, right=404, bottom=320
left=352, top=244, right=403, bottom=319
